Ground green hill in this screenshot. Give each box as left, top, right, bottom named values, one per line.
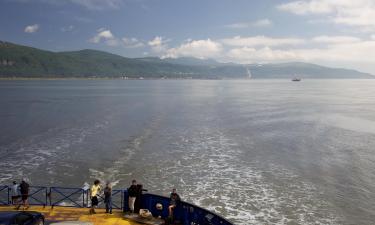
left=0, top=41, right=373, bottom=79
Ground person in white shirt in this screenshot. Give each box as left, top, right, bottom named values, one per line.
left=11, top=181, right=20, bottom=205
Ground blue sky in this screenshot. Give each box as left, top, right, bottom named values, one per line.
left=1, top=0, right=375, bottom=73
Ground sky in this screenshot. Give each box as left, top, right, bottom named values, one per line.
left=1, top=0, right=375, bottom=74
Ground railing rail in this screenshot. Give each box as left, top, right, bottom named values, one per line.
left=95, top=189, right=123, bottom=210
left=27, top=186, right=48, bottom=206
left=0, top=185, right=234, bottom=225
left=0, top=185, right=9, bottom=205
left=50, top=187, right=86, bottom=208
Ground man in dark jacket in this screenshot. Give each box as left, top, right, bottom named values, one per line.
left=128, top=180, right=137, bottom=213
left=104, top=182, right=112, bottom=214
left=168, top=188, right=181, bottom=218
left=16, top=179, right=29, bottom=210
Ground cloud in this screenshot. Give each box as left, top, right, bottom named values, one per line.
left=14, top=0, right=125, bottom=10
left=69, top=0, right=124, bottom=10
left=122, top=37, right=144, bottom=48
left=162, top=39, right=223, bottom=59
left=89, top=28, right=119, bottom=46
left=312, top=35, right=361, bottom=44
left=89, top=29, right=146, bottom=48
left=61, top=25, right=75, bottom=32
left=226, top=46, right=297, bottom=64
left=220, top=35, right=305, bottom=47
left=24, top=24, right=39, bottom=33
left=225, top=19, right=273, bottom=29
left=148, top=36, right=169, bottom=53
left=277, top=0, right=375, bottom=31
left=224, top=38, right=375, bottom=71
left=252, top=19, right=273, bottom=27
left=224, top=23, right=249, bottom=29
left=277, top=0, right=335, bottom=15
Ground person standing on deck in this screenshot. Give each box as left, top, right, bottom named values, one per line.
left=168, top=188, right=181, bottom=218
left=90, top=180, right=101, bottom=214
left=128, top=179, right=137, bottom=213
left=11, top=181, right=20, bottom=205
left=16, top=179, right=29, bottom=210
left=104, top=182, right=112, bottom=214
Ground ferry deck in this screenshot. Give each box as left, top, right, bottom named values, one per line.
left=0, top=206, right=141, bottom=225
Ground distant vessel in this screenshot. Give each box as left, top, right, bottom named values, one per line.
left=292, top=78, right=301, bottom=81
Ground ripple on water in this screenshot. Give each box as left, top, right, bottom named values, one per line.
left=0, top=120, right=109, bottom=184
left=139, top=127, right=340, bottom=225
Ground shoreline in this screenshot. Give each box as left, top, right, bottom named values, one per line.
left=0, top=77, right=374, bottom=81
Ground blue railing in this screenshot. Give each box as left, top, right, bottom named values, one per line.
left=0, top=185, right=234, bottom=225
left=28, top=186, right=48, bottom=206
left=50, top=187, right=86, bottom=208
left=0, top=186, right=9, bottom=205
left=0, top=185, right=124, bottom=210
left=96, top=189, right=123, bottom=210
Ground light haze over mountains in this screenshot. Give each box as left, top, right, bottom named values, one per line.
left=0, top=41, right=373, bottom=79
left=1, top=1, right=375, bottom=74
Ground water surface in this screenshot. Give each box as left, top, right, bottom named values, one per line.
left=1, top=80, right=375, bottom=225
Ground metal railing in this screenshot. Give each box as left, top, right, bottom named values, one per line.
left=0, top=185, right=124, bottom=210
left=0, top=186, right=9, bottom=205
left=50, top=187, right=86, bottom=208
left=28, top=186, right=48, bottom=206
left=0, top=185, right=235, bottom=225
left=95, top=189, right=123, bottom=210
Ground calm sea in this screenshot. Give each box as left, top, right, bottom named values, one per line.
left=1, top=79, right=375, bottom=225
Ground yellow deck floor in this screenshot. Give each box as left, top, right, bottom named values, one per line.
left=0, top=205, right=142, bottom=225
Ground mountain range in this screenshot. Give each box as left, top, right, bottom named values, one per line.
left=0, top=41, right=373, bottom=79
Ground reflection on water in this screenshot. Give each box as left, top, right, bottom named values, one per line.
left=1, top=80, right=375, bottom=224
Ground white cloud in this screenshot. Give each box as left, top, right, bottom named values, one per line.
left=122, top=37, right=144, bottom=48
left=162, top=39, right=223, bottom=59
left=223, top=39, right=375, bottom=73
left=225, top=23, right=249, bottom=29
left=69, top=0, right=124, bottom=10
left=14, top=0, right=124, bottom=10
left=220, top=35, right=305, bottom=47
left=312, top=35, right=361, bottom=44
left=89, top=29, right=147, bottom=48
left=227, top=47, right=297, bottom=64
left=89, top=28, right=119, bottom=46
left=278, top=0, right=375, bottom=31
left=61, top=25, right=74, bottom=32
left=225, top=19, right=273, bottom=29
left=252, top=19, right=273, bottom=27
left=24, top=24, right=39, bottom=33
left=148, top=36, right=169, bottom=53
left=277, top=0, right=335, bottom=15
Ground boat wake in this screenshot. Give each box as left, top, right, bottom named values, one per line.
left=137, top=127, right=340, bottom=225
left=0, top=120, right=110, bottom=184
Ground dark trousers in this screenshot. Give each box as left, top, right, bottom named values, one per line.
left=105, top=197, right=112, bottom=213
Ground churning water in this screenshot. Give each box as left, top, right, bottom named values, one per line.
left=1, top=79, right=375, bottom=224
